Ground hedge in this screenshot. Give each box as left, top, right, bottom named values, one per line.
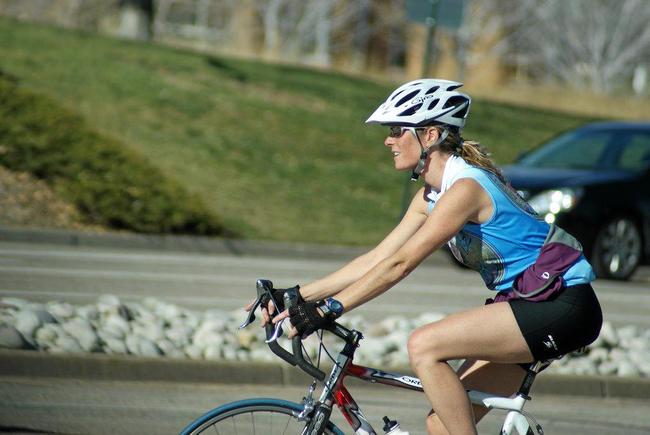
left=0, top=72, right=224, bottom=235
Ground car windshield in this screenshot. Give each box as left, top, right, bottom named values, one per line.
left=518, top=128, right=650, bottom=172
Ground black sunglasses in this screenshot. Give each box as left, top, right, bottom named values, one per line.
left=388, top=126, right=423, bottom=138
left=388, top=126, right=409, bottom=138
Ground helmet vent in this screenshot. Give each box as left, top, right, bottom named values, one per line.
left=447, top=84, right=462, bottom=91
left=427, top=98, right=440, bottom=110
left=425, top=86, right=440, bottom=95
left=399, top=103, right=422, bottom=117
left=396, top=90, right=419, bottom=107
left=443, top=96, right=468, bottom=109
left=390, top=89, right=405, bottom=102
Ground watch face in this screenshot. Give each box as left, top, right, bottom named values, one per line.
left=326, top=298, right=344, bottom=316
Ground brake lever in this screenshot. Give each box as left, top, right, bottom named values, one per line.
left=265, top=317, right=286, bottom=343
left=239, top=296, right=262, bottom=329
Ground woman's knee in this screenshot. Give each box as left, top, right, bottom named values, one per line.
left=407, top=325, right=444, bottom=368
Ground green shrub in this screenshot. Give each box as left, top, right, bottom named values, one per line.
left=0, top=74, right=224, bottom=235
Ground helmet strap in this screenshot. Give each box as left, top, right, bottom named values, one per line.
left=410, top=128, right=449, bottom=181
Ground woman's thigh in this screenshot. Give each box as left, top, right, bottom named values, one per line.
left=409, top=301, right=534, bottom=364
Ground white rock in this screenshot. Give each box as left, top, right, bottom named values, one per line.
left=34, top=325, right=58, bottom=343
left=193, top=321, right=227, bottom=348
left=75, top=305, right=99, bottom=322
left=14, top=310, right=42, bottom=338
left=178, top=314, right=200, bottom=330
left=354, top=337, right=386, bottom=366
left=97, top=294, right=122, bottom=310
left=165, top=325, right=193, bottom=347
left=34, top=324, right=65, bottom=349
left=125, top=335, right=161, bottom=357
left=46, top=302, right=75, bottom=320
left=222, top=347, right=237, bottom=361
left=156, top=339, right=183, bottom=357
left=184, top=344, right=203, bottom=360
left=587, top=348, right=609, bottom=364
left=101, top=314, right=131, bottom=338
left=597, top=361, right=618, bottom=376
left=628, top=350, right=650, bottom=368
left=626, top=338, right=649, bottom=351
left=617, top=325, right=639, bottom=343
left=249, top=347, right=274, bottom=362
left=380, top=316, right=412, bottom=333
left=203, top=344, right=223, bottom=360
left=61, top=319, right=99, bottom=352
left=236, top=329, right=258, bottom=349
left=599, top=322, right=619, bottom=347
left=1, top=297, right=30, bottom=307
left=638, top=362, right=650, bottom=377
left=100, top=333, right=128, bottom=354
left=236, top=350, right=250, bottom=361
left=131, top=306, right=157, bottom=324
left=157, top=303, right=181, bottom=320
left=0, top=324, right=30, bottom=349
left=568, top=358, right=598, bottom=375
left=617, top=360, right=640, bottom=377
left=52, top=333, right=84, bottom=353
left=132, top=321, right=164, bottom=342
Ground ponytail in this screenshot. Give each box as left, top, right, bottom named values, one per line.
left=431, top=127, right=507, bottom=184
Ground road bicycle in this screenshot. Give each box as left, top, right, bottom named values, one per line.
left=180, top=279, right=548, bottom=435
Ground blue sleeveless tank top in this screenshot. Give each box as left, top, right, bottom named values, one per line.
left=427, top=166, right=595, bottom=292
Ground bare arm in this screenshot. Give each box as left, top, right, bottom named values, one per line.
left=329, top=178, right=489, bottom=312
left=298, top=187, right=430, bottom=301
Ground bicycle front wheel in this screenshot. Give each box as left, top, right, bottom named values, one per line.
left=180, top=398, right=344, bottom=435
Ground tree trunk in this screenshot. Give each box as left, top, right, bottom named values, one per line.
left=118, top=0, right=153, bottom=41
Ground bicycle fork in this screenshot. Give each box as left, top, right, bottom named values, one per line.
left=303, top=330, right=377, bottom=435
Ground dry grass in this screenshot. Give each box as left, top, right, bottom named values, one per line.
left=0, top=166, right=103, bottom=231
left=470, top=83, right=650, bottom=122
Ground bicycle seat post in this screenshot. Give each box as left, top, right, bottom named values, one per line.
left=516, top=361, right=546, bottom=401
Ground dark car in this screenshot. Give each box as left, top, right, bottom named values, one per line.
left=503, top=121, right=650, bottom=280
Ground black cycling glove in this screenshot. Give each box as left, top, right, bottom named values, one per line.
left=262, top=285, right=302, bottom=313
left=288, top=301, right=332, bottom=338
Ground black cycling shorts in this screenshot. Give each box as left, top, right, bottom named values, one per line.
left=508, top=283, right=603, bottom=362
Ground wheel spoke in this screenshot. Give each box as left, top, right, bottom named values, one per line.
left=185, top=402, right=330, bottom=435
left=282, top=414, right=291, bottom=435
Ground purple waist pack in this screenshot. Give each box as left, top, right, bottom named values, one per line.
left=488, top=225, right=584, bottom=304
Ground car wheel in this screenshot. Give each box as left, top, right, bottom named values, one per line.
left=591, top=217, right=642, bottom=280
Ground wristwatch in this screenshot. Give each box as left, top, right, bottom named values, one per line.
left=319, top=297, right=344, bottom=319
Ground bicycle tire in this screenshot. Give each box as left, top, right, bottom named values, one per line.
left=179, top=397, right=345, bottom=435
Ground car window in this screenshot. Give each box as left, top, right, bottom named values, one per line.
left=518, top=130, right=611, bottom=169
left=616, top=133, right=650, bottom=171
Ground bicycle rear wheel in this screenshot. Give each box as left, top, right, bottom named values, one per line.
left=180, top=398, right=344, bottom=435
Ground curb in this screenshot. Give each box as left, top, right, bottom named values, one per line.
left=0, top=226, right=448, bottom=266
left=2, top=350, right=649, bottom=400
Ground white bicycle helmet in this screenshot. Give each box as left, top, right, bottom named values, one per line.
left=365, top=79, right=471, bottom=129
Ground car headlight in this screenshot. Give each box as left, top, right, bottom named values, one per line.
left=528, top=188, right=584, bottom=224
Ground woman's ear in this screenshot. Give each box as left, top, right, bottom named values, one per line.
left=425, top=127, right=440, bottom=146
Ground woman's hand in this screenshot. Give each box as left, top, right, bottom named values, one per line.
left=244, top=285, right=301, bottom=327
left=273, top=300, right=331, bottom=339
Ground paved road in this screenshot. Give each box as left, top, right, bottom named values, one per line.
left=0, top=241, right=649, bottom=328
left=1, top=376, right=650, bottom=435
left=1, top=240, right=650, bottom=434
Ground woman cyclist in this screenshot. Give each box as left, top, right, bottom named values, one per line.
left=264, top=79, right=603, bottom=435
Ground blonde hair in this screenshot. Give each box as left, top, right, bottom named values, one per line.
left=427, top=127, right=507, bottom=184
